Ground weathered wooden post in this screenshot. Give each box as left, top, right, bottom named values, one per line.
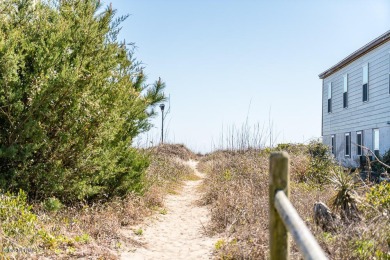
left=269, top=152, right=290, bottom=260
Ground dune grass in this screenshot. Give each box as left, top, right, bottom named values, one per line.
left=199, top=143, right=390, bottom=259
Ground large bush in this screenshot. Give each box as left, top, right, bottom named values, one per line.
left=306, top=141, right=335, bottom=185
left=0, top=0, right=164, bottom=202
left=276, top=141, right=336, bottom=185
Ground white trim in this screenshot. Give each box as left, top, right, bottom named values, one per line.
left=362, top=63, right=369, bottom=84
left=331, top=134, right=335, bottom=156
left=343, top=74, right=348, bottom=93
left=345, top=132, right=351, bottom=157
left=356, top=131, right=363, bottom=156
left=373, top=129, right=379, bottom=151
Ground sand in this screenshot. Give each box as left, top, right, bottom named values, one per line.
left=120, top=160, right=217, bottom=260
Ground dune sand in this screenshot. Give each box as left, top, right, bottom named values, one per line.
left=120, top=160, right=217, bottom=260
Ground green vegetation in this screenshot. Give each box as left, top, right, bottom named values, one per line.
left=329, top=168, right=360, bottom=221
left=200, top=141, right=390, bottom=259
left=0, top=190, right=40, bottom=246
left=0, top=0, right=164, bottom=203
left=0, top=190, right=74, bottom=258
left=275, top=141, right=336, bottom=185
left=0, top=1, right=192, bottom=258
left=215, top=239, right=226, bottom=250
left=43, top=197, right=63, bottom=212
left=1, top=144, right=198, bottom=258
left=367, top=182, right=390, bottom=211
left=306, top=141, right=335, bottom=185
left=380, top=148, right=390, bottom=173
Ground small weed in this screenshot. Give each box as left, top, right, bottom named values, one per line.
left=223, top=170, right=232, bottom=181
left=215, top=239, right=225, bottom=250
left=322, top=232, right=335, bottom=243
left=43, top=197, right=63, bottom=212
left=74, top=233, right=91, bottom=244
left=353, top=239, right=375, bottom=259
left=184, top=173, right=201, bottom=181
left=159, top=208, right=168, bottom=215
left=167, top=188, right=179, bottom=195
left=134, top=228, right=143, bottom=236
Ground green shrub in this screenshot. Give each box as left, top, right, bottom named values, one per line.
left=308, top=141, right=329, bottom=158
left=275, top=143, right=306, bottom=154
left=371, top=154, right=386, bottom=173
left=274, top=141, right=336, bottom=185
left=307, top=141, right=335, bottom=185
left=43, top=197, right=63, bottom=212
left=0, top=0, right=164, bottom=203
left=329, top=168, right=360, bottom=221
left=0, top=190, right=38, bottom=241
left=352, top=238, right=390, bottom=260
left=0, top=190, right=101, bottom=257
left=369, top=148, right=390, bottom=173
left=366, top=182, right=390, bottom=211
left=381, top=148, right=390, bottom=173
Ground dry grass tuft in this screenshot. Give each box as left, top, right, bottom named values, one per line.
left=145, top=144, right=197, bottom=197
left=199, top=149, right=271, bottom=258
left=199, top=145, right=390, bottom=259
left=149, top=143, right=198, bottom=161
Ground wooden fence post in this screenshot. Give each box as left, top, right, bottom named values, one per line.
left=269, top=152, right=290, bottom=260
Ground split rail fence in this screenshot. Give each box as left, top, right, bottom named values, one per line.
left=269, top=152, right=327, bottom=260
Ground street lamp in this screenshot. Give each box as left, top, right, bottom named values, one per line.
left=159, top=104, right=165, bottom=144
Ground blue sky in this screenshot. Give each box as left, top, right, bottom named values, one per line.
left=109, top=1, right=390, bottom=153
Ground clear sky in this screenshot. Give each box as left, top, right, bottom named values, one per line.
left=108, top=0, right=390, bottom=153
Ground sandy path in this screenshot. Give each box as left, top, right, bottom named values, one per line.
left=120, top=160, right=217, bottom=260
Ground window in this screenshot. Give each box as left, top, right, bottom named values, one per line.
left=345, top=133, right=351, bottom=157
left=342, top=74, right=348, bottom=108
left=388, top=53, right=390, bottom=94
left=373, top=128, right=379, bottom=156
left=331, top=135, right=335, bottom=155
left=357, top=131, right=363, bottom=156
left=343, top=74, right=348, bottom=108
left=363, top=64, right=369, bottom=102
left=328, top=83, right=332, bottom=113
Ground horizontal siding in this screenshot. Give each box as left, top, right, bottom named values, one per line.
left=323, top=126, right=390, bottom=167
left=322, top=40, right=390, bottom=136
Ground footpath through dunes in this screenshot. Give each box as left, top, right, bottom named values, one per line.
left=120, top=159, right=218, bottom=260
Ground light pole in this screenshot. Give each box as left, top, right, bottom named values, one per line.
left=159, top=104, right=165, bottom=144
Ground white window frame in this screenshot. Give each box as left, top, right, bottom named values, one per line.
left=343, top=74, right=348, bottom=108
left=388, top=52, right=390, bottom=94
left=345, top=132, right=351, bottom=157
left=328, top=82, right=332, bottom=113
left=362, top=63, right=369, bottom=102
left=363, top=63, right=369, bottom=84
left=331, top=134, right=335, bottom=156
left=373, top=128, right=379, bottom=152
left=356, top=131, right=363, bottom=156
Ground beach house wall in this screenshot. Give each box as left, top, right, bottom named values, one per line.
left=319, top=30, right=390, bottom=167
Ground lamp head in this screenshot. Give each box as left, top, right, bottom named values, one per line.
left=159, top=103, right=165, bottom=112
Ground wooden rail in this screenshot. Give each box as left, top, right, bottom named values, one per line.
left=269, top=152, right=327, bottom=260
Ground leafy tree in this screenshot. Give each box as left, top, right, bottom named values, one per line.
left=0, top=0, right=165, bottom=202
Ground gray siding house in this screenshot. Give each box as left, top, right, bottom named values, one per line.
left=319, top=30, right=390, bottom=167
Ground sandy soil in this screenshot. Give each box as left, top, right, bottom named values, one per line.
left=120, top=160, right=217, bottom=260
